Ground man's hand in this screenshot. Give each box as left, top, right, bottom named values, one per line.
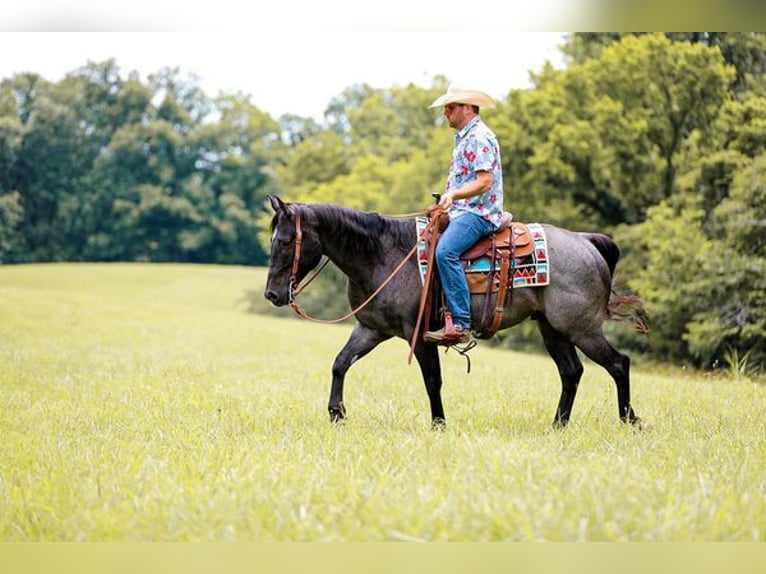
left=438, top=193, right=454, bottom=210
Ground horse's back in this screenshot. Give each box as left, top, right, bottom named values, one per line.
left=502, top=225, right=616, bottom=333
left=545, top=226, right=615, bottom=288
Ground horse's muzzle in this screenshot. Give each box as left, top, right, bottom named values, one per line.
left=263, top=288, right=286, bottom=306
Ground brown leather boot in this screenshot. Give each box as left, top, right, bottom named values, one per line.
left=424, top=326, right=473, bottom=344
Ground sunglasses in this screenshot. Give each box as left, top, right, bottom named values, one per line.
left=444, top=103, right=466, bottom=113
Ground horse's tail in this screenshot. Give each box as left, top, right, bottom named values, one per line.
left=587, top=233, right=620, bottom=278
left=587, top=233, right=650, bottom=335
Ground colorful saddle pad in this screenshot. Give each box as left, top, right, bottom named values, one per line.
left=415, top=218, right=550, bottom=289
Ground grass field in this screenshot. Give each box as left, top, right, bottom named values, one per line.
left=0, top=263, right=763, bottom=541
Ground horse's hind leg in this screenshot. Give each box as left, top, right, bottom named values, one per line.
left=328, top=323, right=390, bottom=423
left=537, top=316, right=584, bottom=428
left=572, top=330, right=640, bottom=425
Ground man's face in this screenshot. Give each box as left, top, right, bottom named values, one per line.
left=444, top=103, right=469, bottom=129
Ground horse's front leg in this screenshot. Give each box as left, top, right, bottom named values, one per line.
left=329, top=323, right=390, bottom=423
left=412, top=340, right=445, bottom=429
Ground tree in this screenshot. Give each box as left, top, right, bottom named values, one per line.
left=279, top=113, right=323, bottom=148
left=498, top=33, right=735, bottom=230
left=564, top=33, right=766, bottom=93
left=8, top=72, right=86, bottom=260
left=274, top=130, right=354, bottom=196
left=618, top=145, right=766, bottom=370
left=0, top=190, right=21, bottom=261
left=589, top=34, right=734, bottom=208
left=682, top=156, right=766, bottom=368
left=619, top=202, right=717, bottom=363
left=0, top=107, right=23, bottom=260
left=0, top=62, right=159, bottom=261
left=191, top=93, right=285, bottom=264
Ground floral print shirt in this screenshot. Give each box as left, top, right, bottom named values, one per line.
left=444, top=116, right=504, bottom=229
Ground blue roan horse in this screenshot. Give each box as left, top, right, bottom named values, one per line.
left=264, top=195, right=644, bottom=429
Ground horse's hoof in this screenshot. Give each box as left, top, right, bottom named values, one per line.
left=631, top=416, right=651, bottom=431
left=552, top=417, right=569, bottom=430
left=329, top=412, right=345, bottom=424
left=328, top=403, right=347, bottom=424
left=431, top=418, right=446, bottom=431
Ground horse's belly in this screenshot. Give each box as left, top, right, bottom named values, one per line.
left=470, top=288, right=540, bottom=330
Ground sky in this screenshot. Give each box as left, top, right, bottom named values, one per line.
left=0, top=20, right=568, bottom=121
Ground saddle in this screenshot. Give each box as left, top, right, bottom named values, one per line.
left=416, top=212, right=535, bottom=346
left=462, top=216, right=535, bottom=262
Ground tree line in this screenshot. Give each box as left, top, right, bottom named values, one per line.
left=2, top=33, right=765, bottom=374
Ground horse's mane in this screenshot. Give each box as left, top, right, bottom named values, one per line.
left=300, top=203, right=414, bottom=256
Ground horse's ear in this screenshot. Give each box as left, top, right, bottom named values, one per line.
left=267, top=195, right=284, bottom=213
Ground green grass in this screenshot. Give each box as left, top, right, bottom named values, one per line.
left=0, top=263, right=764, bottom=541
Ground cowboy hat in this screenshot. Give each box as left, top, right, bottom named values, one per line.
left=429, top=84, right=497, bottom=109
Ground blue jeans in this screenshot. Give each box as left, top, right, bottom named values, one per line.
left=435, top=213, right=495, bottom=330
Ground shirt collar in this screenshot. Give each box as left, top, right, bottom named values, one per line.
left=455, top=116, right=481, bottom=141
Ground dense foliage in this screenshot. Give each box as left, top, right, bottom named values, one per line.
left=2, top=33, right=765, bottom=373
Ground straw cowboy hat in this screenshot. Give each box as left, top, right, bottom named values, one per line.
left=429, top=84, right=497, bottom=109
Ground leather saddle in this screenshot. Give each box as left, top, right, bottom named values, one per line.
left=461, top=214, right=534, bottom=262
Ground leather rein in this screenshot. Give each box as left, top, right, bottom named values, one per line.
left=287, top=211, right=437, bottom=325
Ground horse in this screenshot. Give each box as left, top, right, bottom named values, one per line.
left=264, top=195, right=644, bottom=429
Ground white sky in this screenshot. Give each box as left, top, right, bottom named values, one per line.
left=1, top=4, right=570, bottom=121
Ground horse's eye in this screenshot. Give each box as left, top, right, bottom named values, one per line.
left=271, top=228, right=293, bottom=246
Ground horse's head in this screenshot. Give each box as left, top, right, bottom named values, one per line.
left=264, top=195, right=323, bottom=306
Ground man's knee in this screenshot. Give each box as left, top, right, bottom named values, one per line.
left=435, top=243, right=458, bottom=264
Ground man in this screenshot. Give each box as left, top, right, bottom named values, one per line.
left=424, top=85, right=505, bottom=345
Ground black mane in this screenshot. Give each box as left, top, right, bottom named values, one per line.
left=302, top=203, right=414, bottom=257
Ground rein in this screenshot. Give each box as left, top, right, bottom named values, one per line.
left=288, top=210, right=437, bottom=325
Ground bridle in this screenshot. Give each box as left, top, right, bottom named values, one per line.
left=287, top=211, right=303, bottom=303
left=286, top=211, right=328, bottom=304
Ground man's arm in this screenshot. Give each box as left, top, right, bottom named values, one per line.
left=438, top=170, right=492, bottom=209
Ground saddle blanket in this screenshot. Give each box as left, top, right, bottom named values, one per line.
left=416, top=217, right=550, bottom=289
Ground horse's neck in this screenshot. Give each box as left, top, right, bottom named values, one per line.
left=315, top=210, right=411, bottom=283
